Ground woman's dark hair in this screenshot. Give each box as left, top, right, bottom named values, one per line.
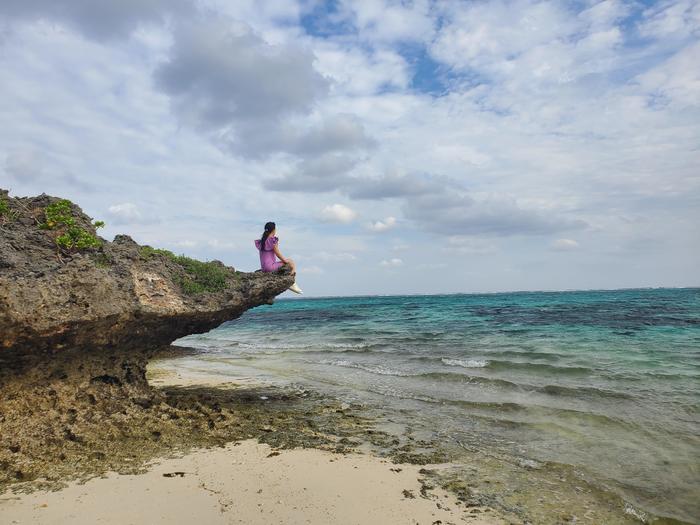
left=259, top=222, right=275, bottom=251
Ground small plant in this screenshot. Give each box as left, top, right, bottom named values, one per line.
left=0, top=196, right=17, bottom=222
left=140, top=246, right=176, bottom=260
left=41, top=200, right=73, bottom=230
left=55, top=225, right=102, bottom=250
left=93, top=252, right=112, bottom=269
left=173, top=255, right=228, bottom=294
left=40, top=199, right=105, bottom=252
left=140, top=245, right=230, bottom=295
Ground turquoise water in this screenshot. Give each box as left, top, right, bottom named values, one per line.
left=174, top=288, right=700, bottom=522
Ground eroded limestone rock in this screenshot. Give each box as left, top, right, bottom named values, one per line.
left=0, top=189, right=294, bottom=486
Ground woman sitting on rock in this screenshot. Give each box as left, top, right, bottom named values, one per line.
left=255, top=221, right=302, bottom=294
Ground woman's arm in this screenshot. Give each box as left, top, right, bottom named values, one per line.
left=273, top=244, right=287, bottom=264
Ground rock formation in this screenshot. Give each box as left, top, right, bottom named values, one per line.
left=0, top=189, right=294, bottom=485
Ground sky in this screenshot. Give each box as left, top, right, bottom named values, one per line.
left=0, top=0, right=698, bottom=297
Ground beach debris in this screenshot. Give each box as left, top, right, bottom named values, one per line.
left=162, top=472, right=186, bottom=478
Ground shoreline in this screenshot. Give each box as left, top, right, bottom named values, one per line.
left=0, top=357, right=681, bottom=525
left=1, top=360, right=502, bottom=524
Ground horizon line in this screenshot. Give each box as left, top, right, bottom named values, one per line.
left=277, top=285, right=700, bottom=301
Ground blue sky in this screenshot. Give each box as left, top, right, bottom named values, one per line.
left=0, top=0, right=698, bottom=296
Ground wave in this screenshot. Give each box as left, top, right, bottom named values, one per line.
left=404, top=372, right=632, bottom=400
left=487, top=360, right=593, bottom=375
left=442, top=357, right=489, bottom=368
left=320, top=359, right=416, bottom=377
left=314, top=359, right=634, bottom=404
left=359, top=383, right=641, bottom=433
left=490, top=349, right=562, bottom=361
left=177, top=340, right=378, bottom=354
left=409, top=354, right=589, bottom=371
left=537, top=384, right=633, bottom=400
left=437, top=356, right=593, bottom=375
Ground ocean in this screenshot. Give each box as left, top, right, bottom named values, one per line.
left=170, top=288, right=700, bottom=523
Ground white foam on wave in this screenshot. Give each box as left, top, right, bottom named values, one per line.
left=236, top=341, right=371, bottom=351
left=177, top=341, right=374, bottom=354
left=623, top=503, right=648, bottom=522
left=323, top=359, right=414, bottom=377
left=441, top=357, right=489, bottom=368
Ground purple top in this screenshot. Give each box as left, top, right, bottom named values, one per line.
left=254, top=236, right=283, bottom=272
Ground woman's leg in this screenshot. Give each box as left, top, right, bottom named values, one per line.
left=284, top=259, right=302, bottom=293
left=285, top=258, right=296, bottom=275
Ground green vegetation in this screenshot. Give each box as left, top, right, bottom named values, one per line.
left=40, top=199, right=104, bottom=251
left=55, top=226, right=102, bottom=250
left=140, top=246, right=230, bottom=295
left=139, top=246, right=176, bottom=260
left=93, top=252, right=113, bottom=269
left=0, top=196, right=17, bottom=222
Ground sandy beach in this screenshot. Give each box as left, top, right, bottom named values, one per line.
left=0, top=360, right=502, bottom=525
left=0, top=437, right=498, bottom=525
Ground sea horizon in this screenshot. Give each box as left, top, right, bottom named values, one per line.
left=279, top=285, right=700, bottom=300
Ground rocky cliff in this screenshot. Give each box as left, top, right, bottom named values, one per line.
left=0, top=189, right=295, bottom=486
left=0, top=189, right=293, bottom=358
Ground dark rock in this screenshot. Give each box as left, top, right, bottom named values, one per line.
left=1, top=188, right=293, bottom=362
left=0, top=190, right=293, bottom=359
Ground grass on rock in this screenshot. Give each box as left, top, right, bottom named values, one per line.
left=140, top=246, right=230, bottom=295
left=0, top=196, right=17, bottom=222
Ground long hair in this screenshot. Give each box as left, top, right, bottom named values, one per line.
left=259, top=221, right=275, bottom=251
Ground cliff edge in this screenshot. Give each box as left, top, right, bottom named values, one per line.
left=0, top=188, right=293, bottom=359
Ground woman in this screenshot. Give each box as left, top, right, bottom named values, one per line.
left=255, top=221, right=303, bottom=294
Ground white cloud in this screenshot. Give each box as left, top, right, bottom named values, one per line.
left=445, top=237, right=497, bottom=255
left=207, top=238, right=236, bottom=249
left=368, top=216, right=396, bottom=232
left=635, top=41, right=700, bottom=108
left=4, top=149, right=43, bottom=181
left=551, top=238, right=580, bottom=251
left=3, top=149, right=94, bottom=192
left=313, top=42, right=411, bottom=95
left=417, top=262, right=447, bottom=270
left=301, top=265, right=324, bottom=275
left=107, top=202, right=142, bottom=224
left=638, top=0, right=700, bottom=41
left=333, top=0, right=435, bottom=44
left=173, top=239, right=197, bottom=248
left=380, top=257, right=403, bottom=267
left=320, top=203, right=358, bottom=223
left=316, top=251, right=358, bottom=262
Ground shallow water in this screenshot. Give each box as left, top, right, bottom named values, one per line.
left=173, top=288, right=700, bottom=523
